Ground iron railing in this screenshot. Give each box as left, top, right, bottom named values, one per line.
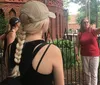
left=0, top=33, right=100, bottom=85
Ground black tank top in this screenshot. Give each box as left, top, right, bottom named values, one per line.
left=9, top=40, right=54, bottom=85
left=3, top=31, right=17, bottom=65
left=3, top=31, right=13, bottom=59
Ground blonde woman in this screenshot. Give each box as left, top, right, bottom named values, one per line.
left=1, top=1, right=64, bottom=85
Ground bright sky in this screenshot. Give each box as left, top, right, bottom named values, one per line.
left=67, top=2, right=81, bottom=15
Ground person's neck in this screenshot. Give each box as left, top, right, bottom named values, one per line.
left=25, top=32, right=43, bottom=42
left=82, top=27, right=90, bottom=32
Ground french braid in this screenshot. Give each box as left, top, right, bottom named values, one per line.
left=10, top=31, right=26, bottom=77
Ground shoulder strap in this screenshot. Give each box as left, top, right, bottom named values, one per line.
left=32, top=43, right=47, bottom=58
left=32, top=43, right=51, bottom=71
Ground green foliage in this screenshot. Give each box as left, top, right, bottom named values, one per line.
left=76, top=11, right=86, bottom=24
left=63, top=0, right=69, bottom=9
left=70, top=0, right=86, bottom=5
left=0, top=15, right=8, bottom=35
left=71, top=0, right=100, bottom=27
left=53, top=39, right=77, bottom=69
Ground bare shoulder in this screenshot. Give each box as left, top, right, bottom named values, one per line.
left=39, top=43, right=62, bottom=60
left=48, top=44, right=61, bottom=54
left=6, top=31, right=16, bottom=44
left=46, top=44, right=62, bottom=62
left=50, top=44, right=60, bottom=50
left=7, top=31, right=15, bottom=38
left=49, top=44, right=64, bottom=85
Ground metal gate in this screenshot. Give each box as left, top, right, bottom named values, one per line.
left=0, top=33, right=100, bottom=85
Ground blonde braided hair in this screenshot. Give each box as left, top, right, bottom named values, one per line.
left=10, top=30, right=26, bottom=77
left=10, top=14, right=49, bottom=77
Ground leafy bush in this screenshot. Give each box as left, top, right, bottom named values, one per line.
left=0, top=15, right=8, bottom=35
left=53, top=39, right=77, bottom=69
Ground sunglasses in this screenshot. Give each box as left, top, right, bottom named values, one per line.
left=83, top=21, right=89, bottom=24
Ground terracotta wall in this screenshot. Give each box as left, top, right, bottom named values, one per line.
left=68, top=15, right=80, bottom=30
left=0, top=0, right=67, bottom=39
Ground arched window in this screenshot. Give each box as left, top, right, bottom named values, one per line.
left=9, top=8, right=16, bottom=19
left=0, top=8, right=5, bottom=18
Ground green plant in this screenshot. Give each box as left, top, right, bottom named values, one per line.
left=0, top=15, right=8, bottom=35
left=53, top=39, right=77, bottom=69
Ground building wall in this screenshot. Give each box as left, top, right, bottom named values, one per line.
left=68, top=15, right=80, bottom=30
left=0, top=0, right=67, bottom=40
left=0, top=0, right=26, bottom=18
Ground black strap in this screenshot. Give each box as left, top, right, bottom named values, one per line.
left=32, top=43, right=47, bottom=59
left=36, top=44, right=51, bottom=71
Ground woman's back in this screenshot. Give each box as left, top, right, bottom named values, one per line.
left=9, top=40, right=53, bottom=85
left=6, top=1, right=64, bottom=85
left=9, top=39, right=64, bottom=85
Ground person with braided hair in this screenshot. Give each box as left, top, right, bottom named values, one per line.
left=0, top=1, right=64, bottom=85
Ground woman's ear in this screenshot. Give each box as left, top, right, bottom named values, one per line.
left=16, top=22, right=21, bottom=28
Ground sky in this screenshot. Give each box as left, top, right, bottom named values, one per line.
left=67, top=2, right=81, bottom=15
